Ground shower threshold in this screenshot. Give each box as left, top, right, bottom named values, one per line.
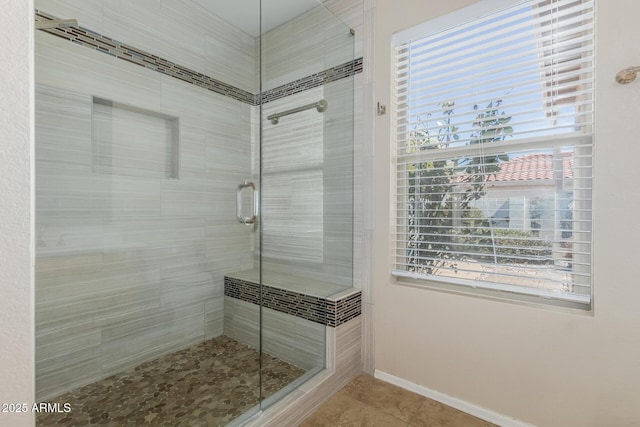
left=36, top=336, right=305, bottom=427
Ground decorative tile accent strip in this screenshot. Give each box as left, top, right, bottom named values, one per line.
left=35, top=10, right=363, bottom=106
left=35, top=11, right=256, bottom=105
left=260, top=57, right=364, bottom=105
left=327, top=291, right=362, bottom=327
left=224, top=276, right=261, bottom=305
left=224, top=275, right=361, bottom=327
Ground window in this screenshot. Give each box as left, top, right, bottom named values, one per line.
left=392, top=0, right=594, bottom=307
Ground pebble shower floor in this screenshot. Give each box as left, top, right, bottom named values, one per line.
left=36, top=336, right=305, bottom=426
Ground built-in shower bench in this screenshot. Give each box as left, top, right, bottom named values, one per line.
left=224, top=269, right=361, bottom=327
left=223, top=269, right=363, bottom=427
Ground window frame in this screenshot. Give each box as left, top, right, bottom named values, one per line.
left=390, top=0, right=594, bottom=310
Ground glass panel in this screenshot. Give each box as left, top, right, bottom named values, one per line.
left=402, top=145, right=591, bottom=294
left=259, top=0, right=355, bottom=409
left=34, top=2, right=261, bottom=425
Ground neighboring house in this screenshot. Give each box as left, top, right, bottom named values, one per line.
left=468, top=152, right=575, bottom=268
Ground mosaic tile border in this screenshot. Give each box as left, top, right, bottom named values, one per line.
left=260, top=57, right=363, bottom=104
left=327, top=291, right=362, bottom=326
left=35, top=10, right=256, bottom=104
left=224, top=276, right=361, bottom=327
left=35, top=10, right=363, bottom=106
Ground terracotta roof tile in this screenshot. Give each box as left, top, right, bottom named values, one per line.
left=488, top=153, right=573, bottom=182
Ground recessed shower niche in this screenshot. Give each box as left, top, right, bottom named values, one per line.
left=92, top=97, right=179, bottom=179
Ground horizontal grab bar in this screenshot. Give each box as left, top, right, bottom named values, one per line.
left=267, top=99, right=327, bottom=125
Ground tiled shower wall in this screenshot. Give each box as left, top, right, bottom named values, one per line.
left=225, top=2, right=359, bottom=381
left=261, top=4, right=355, bottom=91
left=34, top=0, right=364, bottom=403
left=259, top=4, right=356, bottom=289
left=35, top=0, right=257, bottom=93
left=35, top=1, right=257, bottom=400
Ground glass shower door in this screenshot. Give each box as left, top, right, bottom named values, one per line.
left=258, top=0, right=355, bottom=409
left=34, top=2, right=262, bottom=425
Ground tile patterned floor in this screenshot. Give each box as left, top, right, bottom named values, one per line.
left=36, top=335, right=304, bottom=427
left=300, top=374, right=497, bottom=427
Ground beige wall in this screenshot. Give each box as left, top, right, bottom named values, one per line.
left=373, top=1, right=640, bottom=426
left=0, top=0, right=35, bottom=426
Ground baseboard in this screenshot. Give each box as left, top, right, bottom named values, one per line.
left=374, top=370, right=534, bottom=427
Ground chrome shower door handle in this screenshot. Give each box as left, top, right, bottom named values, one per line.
left=236, top=181, right=258, bottom=225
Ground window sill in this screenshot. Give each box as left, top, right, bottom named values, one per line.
left=391, top=271, right=593, bottom=313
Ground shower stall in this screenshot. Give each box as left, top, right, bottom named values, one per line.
left=34, top=1, right=355, bottom=425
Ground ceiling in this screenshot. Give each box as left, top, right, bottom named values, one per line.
left=191, top=0, right=322, bottom=37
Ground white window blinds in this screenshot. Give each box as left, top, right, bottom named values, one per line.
left=392, top=0, right=594, bottom=305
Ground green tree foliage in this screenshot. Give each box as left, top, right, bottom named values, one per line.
left=529, top=197, right=544, bottom=235
left=407, top=100, right=512, bottom=274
